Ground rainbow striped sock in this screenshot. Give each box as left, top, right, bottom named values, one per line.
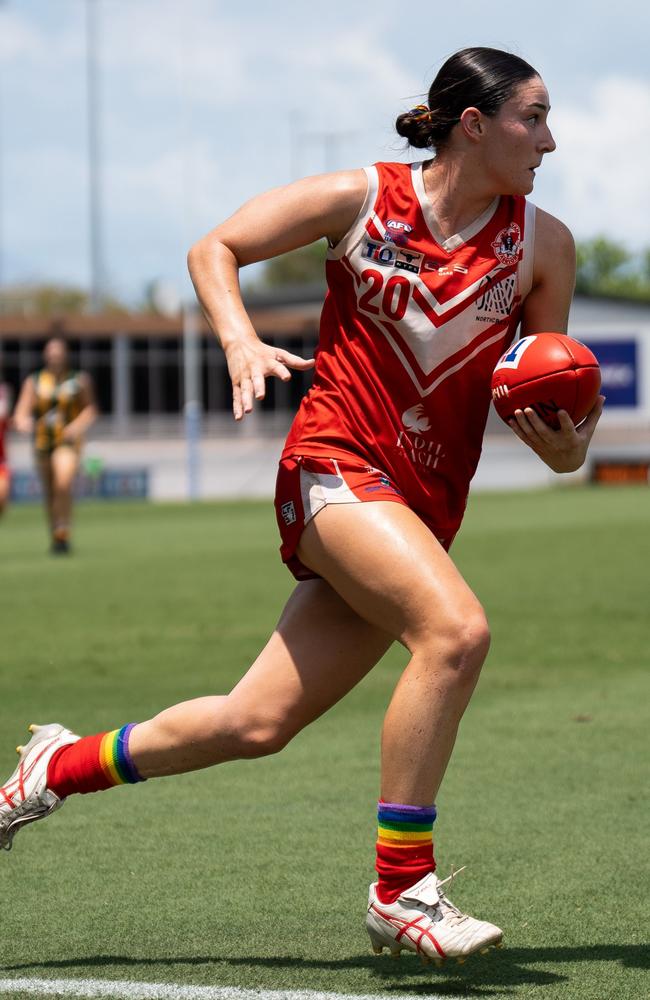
left=376, top=801, right=437, bottom=903
left=99, top=724, right=144, bottom=786
left=47, top=723, right=145, bottom=798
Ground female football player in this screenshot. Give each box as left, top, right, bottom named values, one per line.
left=1, top=47, right=603, bottom=962
left=12, top=336, right=97, bottom=553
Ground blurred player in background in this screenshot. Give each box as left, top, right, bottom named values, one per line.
left=1, top=48, right=603, bottom=963
left=0, top=376, right=11, bottom=516
left=12, top=337, right=97, bottom=553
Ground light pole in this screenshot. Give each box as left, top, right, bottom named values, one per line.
left=180, top=5, right=201, bottom=501
left=0, top=0, right=7, bottom=309
left=85, top=0, right=104, bottom=313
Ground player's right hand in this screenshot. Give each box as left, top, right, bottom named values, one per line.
left=225, top=337, right=315, bottom=421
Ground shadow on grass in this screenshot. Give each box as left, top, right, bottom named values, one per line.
left=1, top=945, right=647, bottom=996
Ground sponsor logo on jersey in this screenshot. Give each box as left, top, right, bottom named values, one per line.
left=361, top=241, right=423, bottom=274
left=280, top=500, right=297, bottom=525
left=475, top=274, right=517, bottom=322
left=402, top=403, right=431, bottom=433
left=396, top=404, right=445, bottom=471
left=396, top=430, right=446, bottom=471
left=361, top=239, right=397, bottom=267
left=386, top=219, right=412, bottom=246
left=491, top=222, right=522, bottom=265
left=394, top=249, right=424, bottom=274
left=424, top=262, right=470, bottom=275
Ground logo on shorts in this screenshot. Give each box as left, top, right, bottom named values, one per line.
left=363, top=473, right=402, bottom=496
left=280, top=500, right=297, bottom=526
left=491, top=222, right=522, bottom=266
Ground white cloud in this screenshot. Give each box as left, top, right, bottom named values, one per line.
left=3, top=1, right=649, bottom=299
left=0, top=7, right=46, bottom=61
left=537, top=77, right=650, bottom=247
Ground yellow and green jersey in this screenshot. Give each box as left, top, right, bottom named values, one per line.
left=32, top=369, right=84, bottom=452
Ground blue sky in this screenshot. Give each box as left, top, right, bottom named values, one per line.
left=1, top=0, right=649, bottom=304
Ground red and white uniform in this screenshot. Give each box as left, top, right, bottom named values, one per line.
left=277, top=161, right=535, bottom=576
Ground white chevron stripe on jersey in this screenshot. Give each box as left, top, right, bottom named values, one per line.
left=410, top=263, right=507, bottom=317
left=377, top=318, right=511, bottom=397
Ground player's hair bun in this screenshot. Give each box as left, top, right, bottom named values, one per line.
left=395, top=105, right=435, bottom=150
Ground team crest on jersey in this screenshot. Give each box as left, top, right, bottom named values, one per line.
left=491, top=222, right=522, bottom=266
left=386, top=219, right=412, bottom=246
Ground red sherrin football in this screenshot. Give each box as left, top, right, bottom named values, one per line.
left=491, top=333, right=601, bottom=429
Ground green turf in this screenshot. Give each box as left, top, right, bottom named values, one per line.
left=0, top=487, right=648, bottom=1000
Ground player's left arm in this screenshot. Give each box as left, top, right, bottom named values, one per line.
left=511, top=210, right=605, bottom=473
left=62, top=374, right=99, bottom=443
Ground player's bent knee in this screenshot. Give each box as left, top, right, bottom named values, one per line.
left=449, top=609, right=491, bottom=679
left=232, top=720, right=294, bottom=759
left=416, top=604, right=490, bottom=683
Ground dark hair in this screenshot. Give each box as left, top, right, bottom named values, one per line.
left=396, top=47, right=539, bottom=151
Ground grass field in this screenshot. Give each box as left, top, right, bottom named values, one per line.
left=0, top=487, right=648, bottom=1000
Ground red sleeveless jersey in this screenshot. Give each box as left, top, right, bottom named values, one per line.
left=282, top=161, right=536, bottom=540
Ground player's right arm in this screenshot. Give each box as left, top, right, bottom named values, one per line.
left=187, top=169, right=367, bottom=420
left=12, top=375, right=36, bottom=435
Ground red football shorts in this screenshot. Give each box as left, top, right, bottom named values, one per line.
left=275, top=454, right=452, bottom=581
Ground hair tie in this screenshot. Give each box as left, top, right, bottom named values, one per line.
left=409, top=104, right=432, bottom=121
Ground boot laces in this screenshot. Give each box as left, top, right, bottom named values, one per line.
left=435, top=865, right=469, bottom=924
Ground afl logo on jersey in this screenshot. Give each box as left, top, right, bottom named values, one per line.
left=491, top=222, right=522, bottom=266
left=386, top=219, right=412, bottom=246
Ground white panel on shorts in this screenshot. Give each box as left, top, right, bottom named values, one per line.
left=299, top=459, right=361, bottom=525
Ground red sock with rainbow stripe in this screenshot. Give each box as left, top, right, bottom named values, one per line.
left=375, top=801, right=436, bottom=904
left=47, top=724, right=145, bottom=797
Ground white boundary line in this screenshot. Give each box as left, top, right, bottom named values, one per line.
left=0, top=981, right=448, bottom=1000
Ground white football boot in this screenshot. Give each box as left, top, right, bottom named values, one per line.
left=367, top=868, right=503, bottom=965
left=0, top=723, right=80, bottom=851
